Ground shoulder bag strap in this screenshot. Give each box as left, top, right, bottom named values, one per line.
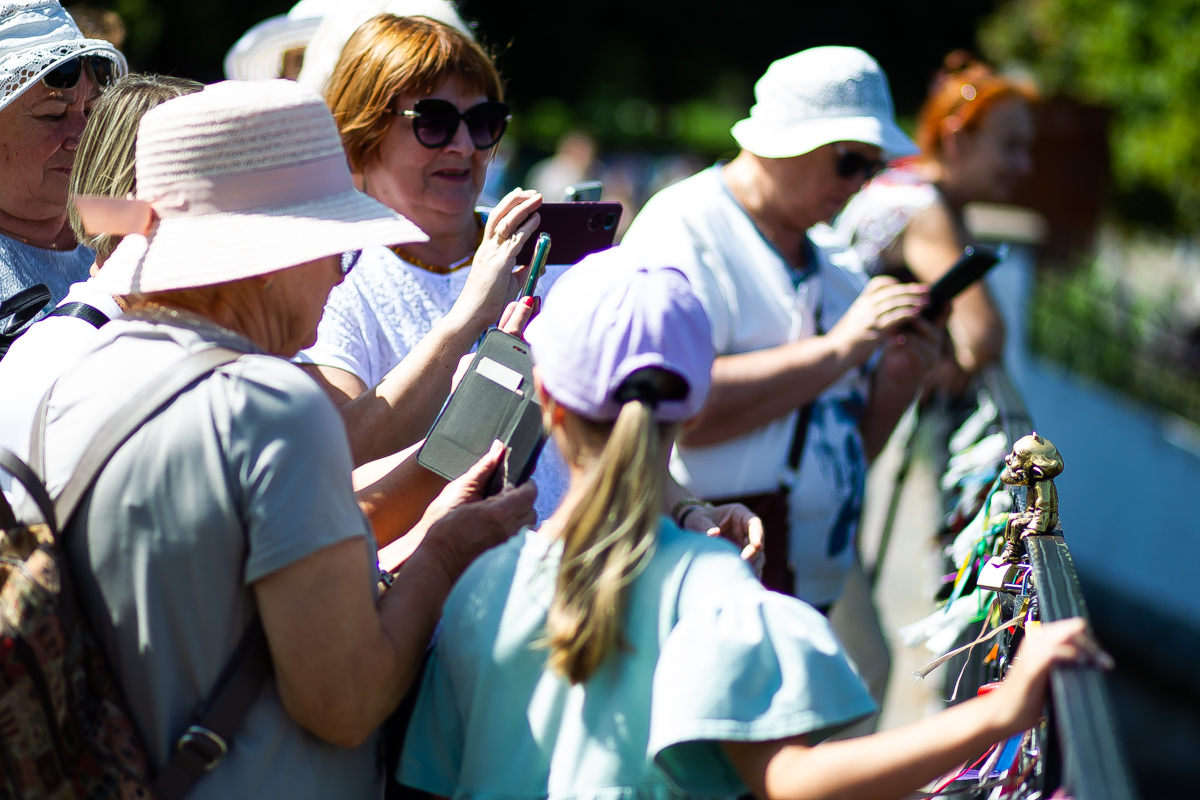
left=48, top=302, right=111, bottom=329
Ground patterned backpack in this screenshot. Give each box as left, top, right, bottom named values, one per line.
left=0, top=449, right=153, bottom=798
left=0, top=345, right=272, bottom=799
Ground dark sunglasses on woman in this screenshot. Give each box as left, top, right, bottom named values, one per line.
left=387, top=98, right=511, bottom=150
left=41, top=55, right=118, bottom=92
left=833, top=143, right=887, bottom=181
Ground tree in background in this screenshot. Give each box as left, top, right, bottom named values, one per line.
left=981, top=0, right=1200, bottom=232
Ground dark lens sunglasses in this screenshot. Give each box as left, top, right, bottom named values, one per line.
left=42, top=55, right=118, bottom=92
left=834, top=144, right=887, bottom=182
left=388, top=98, right=511, bottom=150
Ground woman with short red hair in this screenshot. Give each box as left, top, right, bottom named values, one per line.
left=837, top=51, right=1037, bottom=386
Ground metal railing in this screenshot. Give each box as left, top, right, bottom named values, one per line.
left=980, top=367, right=1137, bottom=799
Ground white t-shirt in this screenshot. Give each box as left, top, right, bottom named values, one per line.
left=297, top=245, right=571, bottom=521
left=0, top=277, right=121, bottom=460
left=622, top=166, right=873, bottom=606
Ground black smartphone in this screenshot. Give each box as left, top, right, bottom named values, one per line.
left=921, top=245, right=1004, bottom=319
left=514, top=201, right=622, bottom=267
left=564, top=180, right=604, bottom=202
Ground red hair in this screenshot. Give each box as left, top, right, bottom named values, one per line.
left=916, top=51, right=1037, bottom=157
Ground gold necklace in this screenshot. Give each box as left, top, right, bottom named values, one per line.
left=391, top=212, right=485, bottom=275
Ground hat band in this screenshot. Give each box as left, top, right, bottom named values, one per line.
left=75, top=153, right=353, bottom=235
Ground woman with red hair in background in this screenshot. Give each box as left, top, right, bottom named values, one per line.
left=837, top=51, right=1036, bottom=390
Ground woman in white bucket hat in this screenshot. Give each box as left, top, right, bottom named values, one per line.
left=37, top=78, right=536, bottom=799
left=0, top=1, right=126, bottom=318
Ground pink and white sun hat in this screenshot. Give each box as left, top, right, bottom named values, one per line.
left=223, top=0, right=336, bottom=81
left=524, top=247, right=714, bottom=423
left=79, top=78, right=426, bottom=295
left=731, top=46, right=917, bottom=160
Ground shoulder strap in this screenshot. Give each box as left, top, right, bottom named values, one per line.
left=783, top=402, right=814, bottom=479
left=28, top=344, right=275, bottom=800
left=0, top=283, right=53, bottom=358
left=49, top=302, right=110, bottom=329
left=33, top=346, right=243, bottom=528
left=0, top=448, right=57, bottom=533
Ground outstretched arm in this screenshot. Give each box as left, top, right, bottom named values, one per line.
left=722, top=618, right=1107, bottom=800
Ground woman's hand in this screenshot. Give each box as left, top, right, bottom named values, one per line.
left=419, top=440, right=538, bottom=580
left=991, top=618, right=1114, bottom=733
left=453, top=188, right=542, bottom=332
left=876, top=312, right=944, bottom=390
left=827, top=277, right=929, bottom=366
left=683, top=503, right=765, bottom=575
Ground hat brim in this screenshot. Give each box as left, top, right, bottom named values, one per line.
left=95, top=189, right=428, bottom=295
left=0, top=39, right=128, bottom=114
left=224, top=16, right=321, bottom=81
left=732, top=114, right=918, bottom=160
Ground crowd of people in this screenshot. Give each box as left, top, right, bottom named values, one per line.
left=0, top=2, right=1108, bottom=799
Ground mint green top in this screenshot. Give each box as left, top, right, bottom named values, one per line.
left=399, top=518, right=876, bottom=800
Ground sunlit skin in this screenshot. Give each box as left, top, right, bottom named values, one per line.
left=0, top=76, right=99, bottom=249
left=359, top=74, right=491, bottom=268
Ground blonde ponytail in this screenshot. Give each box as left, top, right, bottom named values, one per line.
left=543, top=390, right=676, bottom=684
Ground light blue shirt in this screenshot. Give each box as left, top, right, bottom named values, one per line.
left=400, top=518, right=876, bottom=800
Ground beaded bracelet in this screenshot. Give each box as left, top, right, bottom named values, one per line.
left=671, top=496, right=713, bottom=528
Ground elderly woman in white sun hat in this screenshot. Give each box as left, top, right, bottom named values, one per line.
left=0, top=1, right=125, bottom=320
left=36, top=79, right=536, bottom=799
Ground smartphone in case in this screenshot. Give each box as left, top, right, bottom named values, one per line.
left=515, top=201, right=622, bottom=267
left=417, top=329, right=545, bottom=496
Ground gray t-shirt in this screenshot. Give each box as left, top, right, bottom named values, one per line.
left=0, top=233, right=94, bottom=315
left=39, top=314, right=381, bottom=799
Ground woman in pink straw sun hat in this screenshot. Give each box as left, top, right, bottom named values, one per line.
left=37, top=78, right=536, bottom=799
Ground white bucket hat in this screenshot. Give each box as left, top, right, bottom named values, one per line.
left=79, top=79, right=426, bottom=296
left=296, top=0, right=471, bottom=94
left=731, top=46, right=917, bottom=160
left=0, top=1, right=127, bottom=114
left=224, top=0, right=337, bottom=81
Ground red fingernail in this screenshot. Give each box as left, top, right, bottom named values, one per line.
left=522, top=296, right=536, bottom=307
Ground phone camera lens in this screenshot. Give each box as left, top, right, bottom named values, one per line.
left=603, top=213, right=616, bottom=230
left=587, top=214, right=601, bottom=231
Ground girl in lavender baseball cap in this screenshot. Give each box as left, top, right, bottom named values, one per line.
left=398, top=248, right=1107, bottom=800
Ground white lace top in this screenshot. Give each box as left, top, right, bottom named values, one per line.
left=298, top=245, right=572, bottom=521
left=835, top=165, right=941, bottom=274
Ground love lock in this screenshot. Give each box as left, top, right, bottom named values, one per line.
left=976, top=556, right=1032, bottom=594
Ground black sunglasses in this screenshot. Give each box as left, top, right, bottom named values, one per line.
left=387, top=98, right=511, bottom=150
left=42, top=55, right=118, bottom=92
left=834, top=144, right=887, bottom=182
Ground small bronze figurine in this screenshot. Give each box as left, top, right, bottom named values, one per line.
left=1000, top=432, right=1065, bottom=563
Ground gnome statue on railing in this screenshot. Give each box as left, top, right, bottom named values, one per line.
left=1000, top=432, right=1065, bottom=563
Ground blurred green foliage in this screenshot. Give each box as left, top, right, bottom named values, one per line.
left=981, top=0, right=1200, bottom=232
left=1030, top=265, right=1200, bottom=423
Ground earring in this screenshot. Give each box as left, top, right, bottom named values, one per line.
left=263, top=277, right=274, bottom=291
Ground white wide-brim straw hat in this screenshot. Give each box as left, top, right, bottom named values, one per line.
left=81, top=79, right=426, bottom=296
left=0, top=1, right=128, bottom=114
left=223, top=0, right=337, bottom=81
left=731, top=46, right=917, bottom=160
left=296, top=0, right=471, bottom=94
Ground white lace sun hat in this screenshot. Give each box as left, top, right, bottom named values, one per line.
left=77, top=79, right=427, bottom=296
left=0, top=0, right=127, bottom=114
left=223, top=0, right=337, bottom=81
left=296, top=0, right=471, bottom=94
left=731, top=46, right=917, bottom=160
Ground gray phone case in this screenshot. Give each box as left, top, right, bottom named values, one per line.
left=417, top=329, right=545, bottom=495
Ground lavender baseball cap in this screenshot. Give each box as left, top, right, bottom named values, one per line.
left=524, top=247, right=714, bottom=422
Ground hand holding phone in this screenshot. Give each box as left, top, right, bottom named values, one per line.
left=920, top=244, right=1005, bottom=320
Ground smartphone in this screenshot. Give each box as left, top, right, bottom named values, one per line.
left=564, top=180, right=604, bottom=202
left=417, top=329, right=545, bottom=495
left=921, top=245, right=1004, bottom=319
left=520, top=232, right=552, bottom=299
left=515, top=201, right=622, bottom=267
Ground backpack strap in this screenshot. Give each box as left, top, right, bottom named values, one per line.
left=30, top=345, right=275, bottom=800
left=48, top=302, right=111, bottom=329
left=0, top=448, right=57, bottom=533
